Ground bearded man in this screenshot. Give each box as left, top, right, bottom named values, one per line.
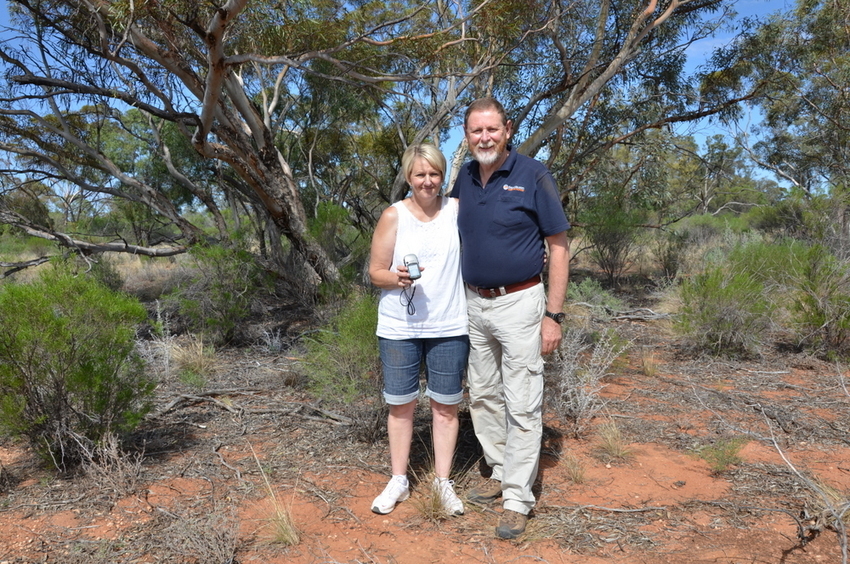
left=450, top=97, right=570, bottom=539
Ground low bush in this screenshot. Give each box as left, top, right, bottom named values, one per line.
left=653, top=229, right=689, bottom=280
left=582, top=205, right=644, bottom=284
left=568, top=277, right=625, bottom=319
left=791, top=244, right=850, bottom=354
left=168, top=244, right=273, bottom=345
left=694, top=437, right=746, bottom=474
left=547, top=328, right=630, bottom=438
left=0, top=264, right=153, bottom=471
left=676, top=265, right=773, bottom=357
left=303, top=291, right=381, bottom=404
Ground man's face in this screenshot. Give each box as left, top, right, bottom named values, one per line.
left=464, top=109, right=512, bottom=167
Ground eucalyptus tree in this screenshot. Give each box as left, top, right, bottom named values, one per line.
left=0, top=0, right=767, bottom=292
left=725, top=0, right=850, bottom=247
left=465, top=0, right=770, bottom=231
left=0, top=0, right=460, bottom=288
left=736, top=0, right=850, bottom=195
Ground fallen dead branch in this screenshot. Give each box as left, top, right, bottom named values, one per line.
left=149, top=390, right=353, bottom=425
left=754, top=405, right=850, bottom=564
left=571, top=302, right=671, bottom=321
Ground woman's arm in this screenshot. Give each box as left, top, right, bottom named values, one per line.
left=369, top=206, right=416, bottom=290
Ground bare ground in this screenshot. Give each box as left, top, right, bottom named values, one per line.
left=1, top=286, right=849, bottom=564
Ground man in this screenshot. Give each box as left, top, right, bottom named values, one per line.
left=450, top=97, right=570, bottom=539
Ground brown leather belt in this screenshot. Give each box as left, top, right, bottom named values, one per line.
left=466, top=274, right=542, bottom=298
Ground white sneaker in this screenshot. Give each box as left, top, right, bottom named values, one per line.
left=434, top=477, right=464, bottom=515
left=371, top=476, right=410, bottom=514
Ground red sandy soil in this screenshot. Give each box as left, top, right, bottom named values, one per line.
left=1, top=312, right=848, bottom=563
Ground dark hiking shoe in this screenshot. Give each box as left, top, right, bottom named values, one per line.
left=467, top=480, right=502, bottom=504
left=495, top=510, right=528, bottom=539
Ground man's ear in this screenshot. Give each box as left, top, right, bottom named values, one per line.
left=505, top=120, right=513, bottom=139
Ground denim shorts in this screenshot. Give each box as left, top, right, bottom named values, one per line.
left=378, top=336, right=469, bottom=406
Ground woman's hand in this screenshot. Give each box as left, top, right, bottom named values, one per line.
left=395, top=265, right=424, bottom=288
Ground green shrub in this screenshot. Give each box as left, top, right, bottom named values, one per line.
left=0, top=265, right=153, bottom=470
left=791, top=244, right=850, bottom=354
left=725, top=238, right=806, bottom=287
left=169, top=244, right=272, bottom=345
left=723, top=239, right=850, bottom=356
left=678, top=213, right=750, bottom=243
left=568, top=277, right=625, bottom=318
left=303, top=292, right=381, bottom=403
left=694, top=437, right=746, bottom=474
left=652, top=230, right=689, bottom=280
left=745, top=200, right=807, bottom=237
left=676, top=265, right=773, bottom=357
left=86, top=254, right=125, bottom=292
left=583, top=205, right=644, bottom=284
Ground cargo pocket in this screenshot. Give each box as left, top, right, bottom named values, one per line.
left=523, top=358, right=545, bottom=414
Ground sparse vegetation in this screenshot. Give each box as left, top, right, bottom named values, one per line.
left=303, top=291, right=381, bottom=404
left=694, top=437, right=746, bottom=474
left=547, top=328, right=631, bottom=438
left=170, top=336, right=217, bottom=391
left=594, top=420, right=633, bottom=463
left=0, top=263, right=154, bottom=471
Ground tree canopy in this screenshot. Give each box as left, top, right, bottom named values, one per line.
left=0, top=0, right=776, bottom=291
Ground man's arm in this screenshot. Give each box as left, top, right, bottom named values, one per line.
left=541, top=231, right=570, bottom=355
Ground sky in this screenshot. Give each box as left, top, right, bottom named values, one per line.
left=685, top=0, right=787, bottom=68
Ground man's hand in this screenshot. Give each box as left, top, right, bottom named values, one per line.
left=541, top=317, right=562, bottom=355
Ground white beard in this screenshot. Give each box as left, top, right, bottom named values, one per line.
left=472, top=145, right=500, bottom=166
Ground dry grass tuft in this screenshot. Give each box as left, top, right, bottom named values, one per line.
left=407, top=462, right=472, bottom=523
left=561, top=452, right=586, bottom=484
left=594, top=420, right=633, bottom=463
left=640, top=347, right=658, bottom=377
left=249, top=441, right=300, bottom=546
left=409, top=473, right=448, bottom=523
left=170, top=335, right=218, bottom=390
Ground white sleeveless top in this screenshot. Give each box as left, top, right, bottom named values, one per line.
left=376, top=197, right=468, bottom=339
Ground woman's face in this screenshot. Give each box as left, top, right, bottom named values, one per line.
left=408, top=157, right=443, bottom=200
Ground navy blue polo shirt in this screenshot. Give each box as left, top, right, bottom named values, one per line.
left=450, top=147, right=570, bottom=289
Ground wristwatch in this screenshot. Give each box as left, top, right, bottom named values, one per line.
left=545, top=310, right=565, bottom=324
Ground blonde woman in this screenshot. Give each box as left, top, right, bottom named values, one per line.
left=368, top=143, right=468, bottom=515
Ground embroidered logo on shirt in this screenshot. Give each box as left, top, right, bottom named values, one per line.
left=503, top=185, right=525, bottom=192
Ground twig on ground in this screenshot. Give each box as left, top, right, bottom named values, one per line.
left=558, top=504, right=668, bottom=514
left=213, top=441, right=243, bottom=482
left=754, top=405, right=850, bottom=564
left=0, top=494, right=87, bottom=512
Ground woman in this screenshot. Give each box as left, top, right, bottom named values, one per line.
left=368, top=143, right=468, bottom=516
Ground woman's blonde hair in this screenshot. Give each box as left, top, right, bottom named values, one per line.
left=400, top=143, right=446, bottom=186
